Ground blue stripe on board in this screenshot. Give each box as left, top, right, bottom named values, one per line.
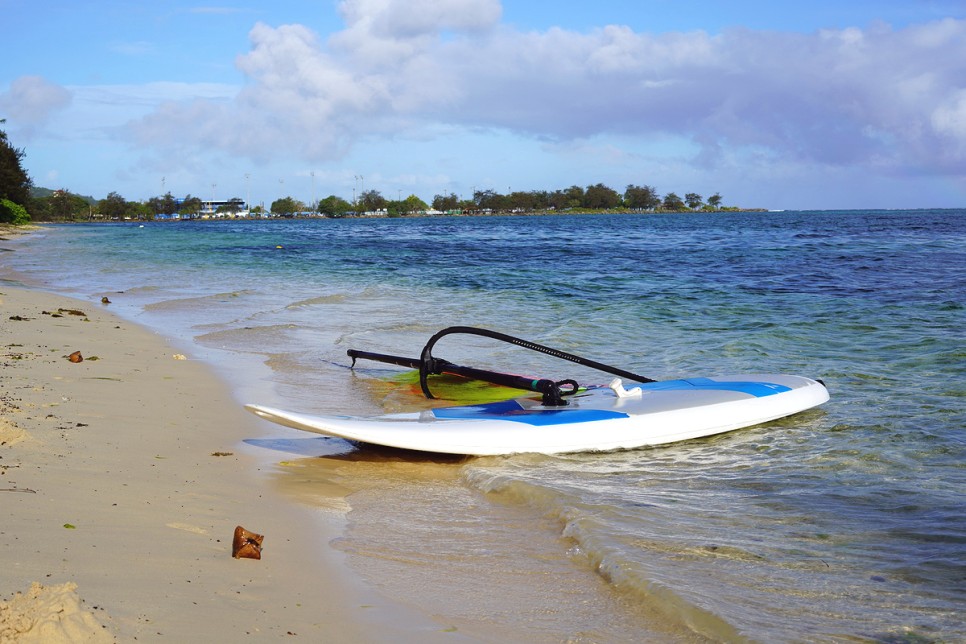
left=635, top=378, right=791, bottom=397
left=432, top=399, right=628, bottom=425
left=432, top=378, right=791, bottom=425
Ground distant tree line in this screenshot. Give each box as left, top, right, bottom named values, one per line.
left=430, top=185, right=723, bottom=214
left=2, top=120, right=731, bottom=224
left=14, top=184, right=728, bottom=223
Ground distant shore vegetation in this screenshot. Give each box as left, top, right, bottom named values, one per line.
left=22, top=184, right=751, bottom=223
left=2, top=120, right=752, bottom=225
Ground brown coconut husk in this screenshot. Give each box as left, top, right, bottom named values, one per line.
left=232, top=525, right=264, bottom=559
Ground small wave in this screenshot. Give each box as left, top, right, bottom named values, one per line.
left=285, top=293, right=350, bottom=308
left=119, top=285, right=163, bottom=295
left=143, top=289, right=258, bottom=312
left=567, top=518, right=750, bottom=642
left=462, top=467, right=746, bottom=641
left=194, top=323, right=307, bottom=354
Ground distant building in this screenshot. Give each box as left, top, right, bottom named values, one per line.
left=201, top=199, right=250, bottom=217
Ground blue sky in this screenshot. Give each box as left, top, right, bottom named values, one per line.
left=2, top=0, right=965, bottom=210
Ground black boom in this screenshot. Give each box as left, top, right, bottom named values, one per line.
left=348, top=326, right=654, bottom=407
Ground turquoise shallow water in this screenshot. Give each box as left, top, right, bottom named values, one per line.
left=2, top=210, right=964, bottom=641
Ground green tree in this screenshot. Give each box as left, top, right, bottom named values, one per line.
left=583, top=183, right=621, bottom=209
left=0, top=198, right=30, bottom=224
left=216, top=198, right=245, bottom=215
left=563, top=185, right=584, bottom=209
left=384, top=195, right=425, bottom=216
left=318, top=195, right=351, bottom=217
left=528, top=190, right=551, bottom=211
left=432, top=193, right=459, bottom=212
left=180, top=195, right=203, bottom=217
left=270, top=196, right=301, bottom=215
left=98, top=191, right=129, bottom=219
left=546, top=189, right=570, bottom=210
left=359, top=189, right=386, bottom=213
left=707, top=193, right=723, bottom=210
left=624, top=184, right=660, bottom=210
left=147, top=192, right=178, bottom=216
left=479, top=190, right=510, bottom=211
left=26, top=195, right=52, bottom=221
left=130, top=201, right=154, bottom=220
left=48, top=189, right=90, bottom=220
left=227, top=197, right=245, bottom=214
left=402, top=194, right=428, bottom=213
left=473, top=189, right=498, bottom=210
left=685, top=193, right=704, bottom=210
left=661, top=192, right=686, bottom=212
left=0, top=120, right=32, bottom=207
left=505, top=190, right=539, bottom=212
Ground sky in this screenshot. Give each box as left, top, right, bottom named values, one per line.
left=2, top=0, right=966, bottom=210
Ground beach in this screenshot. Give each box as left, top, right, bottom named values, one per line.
left=0, top=284, right=430, bottom=642
left=0, top=227, right=702, bottom=644
left=0, top=287, right=695, bottom=644
left=2, top=213, right=962, bottom=642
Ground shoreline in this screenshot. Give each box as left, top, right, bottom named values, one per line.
left=0, top=228, right=709, bottom=643
left=0, top=284, right=440, bottom=641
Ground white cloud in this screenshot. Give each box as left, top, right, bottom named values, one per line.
left=0, top=76, right=72, bottom=137
left=934, top=91, right=966, bottom=137
left=338, top=0, right=501, bottom=38
left=125, top=4, right=966, bottom=178
left=932, top=89, right=966, bottom=161
left=63, top=82, right=235, bottom=145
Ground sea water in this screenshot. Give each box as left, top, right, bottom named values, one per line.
left=2, top=210, right=964, bottom=642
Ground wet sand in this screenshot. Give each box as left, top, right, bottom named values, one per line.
left=0, top=284, right=443, bottom=642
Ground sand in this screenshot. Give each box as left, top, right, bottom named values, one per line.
left=0, top=285, right=438, bottom=642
